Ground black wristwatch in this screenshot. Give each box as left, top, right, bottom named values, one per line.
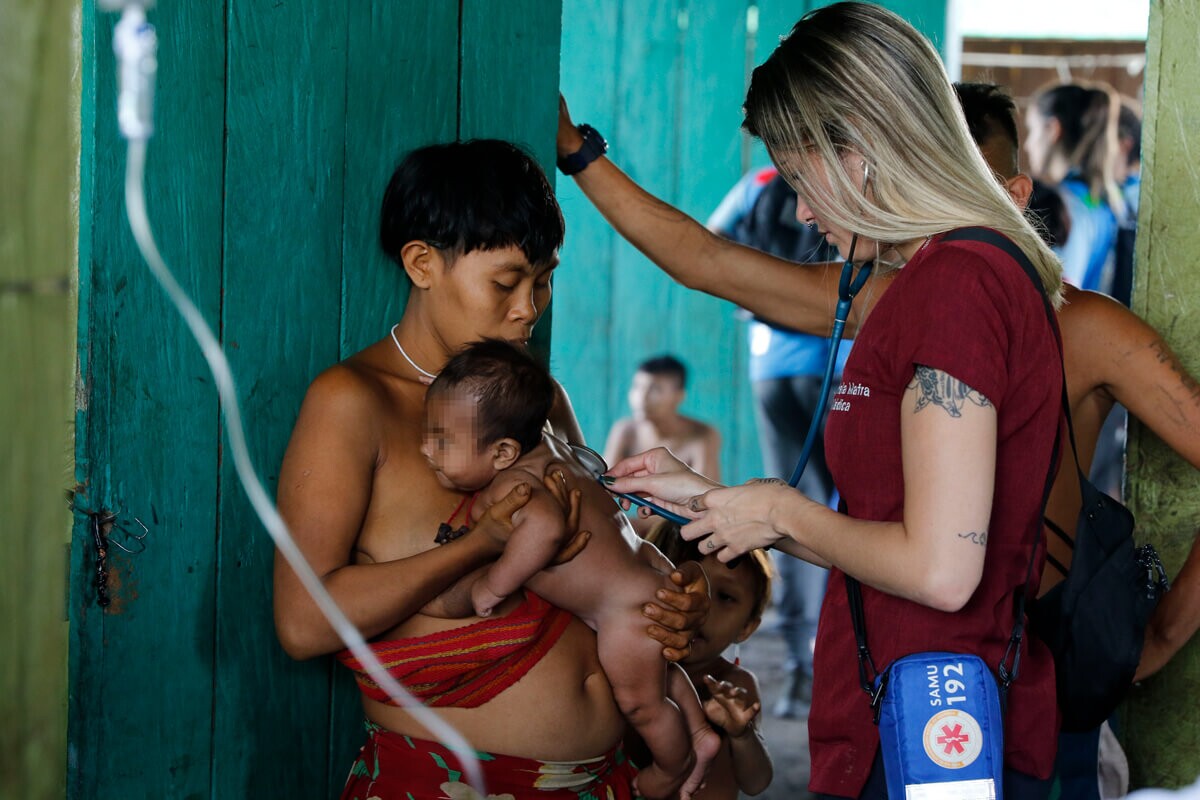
left=557, top=124, right=608, bottom=176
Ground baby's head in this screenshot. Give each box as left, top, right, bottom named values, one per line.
left=643, top=519, right=772, bottom=669
left=422, top=339, right=554, bottom=491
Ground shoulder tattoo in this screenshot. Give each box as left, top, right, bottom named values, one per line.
left=908, top=365, right=991, bottom=418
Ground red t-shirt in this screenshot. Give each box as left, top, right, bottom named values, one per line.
left=813, top=231, right=1062, bottom=797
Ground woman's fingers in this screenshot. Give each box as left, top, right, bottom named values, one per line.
left=485, top=482, right=531, bottom=524
left=551, top=529, right=591, bottom=565
left=646, top=624, right=692, bottom=662
left=606, top=447, right=682, bottom=479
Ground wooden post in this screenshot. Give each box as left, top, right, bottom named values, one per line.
left=1123, top=0, right=1200, bottom=789
left=0, top=2, right=77, bottom=798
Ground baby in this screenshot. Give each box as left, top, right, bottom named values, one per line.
left=421, top=339, right=719, bottom=800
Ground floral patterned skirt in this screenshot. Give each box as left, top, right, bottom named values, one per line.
left=340, top=720, right=640, bottom=800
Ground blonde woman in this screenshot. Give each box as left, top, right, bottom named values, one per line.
left=559, top=3, right=1064, bottom=798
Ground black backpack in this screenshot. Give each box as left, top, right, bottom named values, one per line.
left=1030, top=443, right=1168, bottom=731
left=943, top=229, right=1170, bottom=732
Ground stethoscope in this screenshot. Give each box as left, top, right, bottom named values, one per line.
left=787, top=163, right=875, bottom=489
left=569, top=443, right=693, bottom=526
left=787, top=241, right=873, bottom=487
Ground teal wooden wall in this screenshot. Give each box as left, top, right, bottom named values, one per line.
left=553, top=0, right=946, bottom=483
left=72, top=2, right=560, bottom=798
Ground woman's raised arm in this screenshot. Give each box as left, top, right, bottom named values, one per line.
left=558, top=96, right=877, bottom=336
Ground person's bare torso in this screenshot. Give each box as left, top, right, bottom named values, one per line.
left=343, top=345, right=622, bottom=759
left=622, top=417, right=716, bottom=476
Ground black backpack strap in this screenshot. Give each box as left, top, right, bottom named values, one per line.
left=941, top=228, right=1069, bottom=689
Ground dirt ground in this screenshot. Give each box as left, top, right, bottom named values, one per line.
left=735, top=605, right=817, bottom=799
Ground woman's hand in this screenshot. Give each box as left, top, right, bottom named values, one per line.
left=702, top=675, right=761, bottom=738
left=557, top=94, right=585, bottom=159
left=467, top=465, right=590, bottom=563
left=607, top=447, right=723, bottom=519
left=644, top=561, right=711, bottom=662
left=469, top=482, right=535, bottom=555
left=681, top=479, right=798, bottom=562
left=541, top=463, right=591, bottom=564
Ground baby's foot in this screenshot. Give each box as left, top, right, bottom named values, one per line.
left=679, top=724, right=722, bottom=800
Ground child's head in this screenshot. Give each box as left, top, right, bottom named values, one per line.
left=629, top=355, right=688, bottom=422
left=643, top=519, right=772, bottom=669
left=379, top=139, right=565, bottom=278
left=421, top=339, right=554, bottom=491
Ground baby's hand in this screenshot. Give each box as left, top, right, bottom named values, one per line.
left=702, top=675, right=761, bottom=739
left=471, top=581, right=506, bottom=618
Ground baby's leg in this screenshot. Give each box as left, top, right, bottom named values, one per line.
left=668, top=663, right=722, bottom=799
left=598, top=616, right=694, bottom=800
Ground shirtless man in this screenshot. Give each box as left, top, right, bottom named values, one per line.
left=273, top=139, right=708, bottom=799
left=420, top=339, right=720, bottom=799
left=605, top=355, right=722, bottom=482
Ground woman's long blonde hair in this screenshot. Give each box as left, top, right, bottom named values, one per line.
left=742, top=2, right=1063, bottom=305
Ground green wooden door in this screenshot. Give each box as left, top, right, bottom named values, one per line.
left=71, top=2, right=561, bottom=797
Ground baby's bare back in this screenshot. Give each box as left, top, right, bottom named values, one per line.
left=477, top=435, right=673, bottom=627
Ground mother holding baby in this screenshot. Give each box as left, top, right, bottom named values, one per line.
left=271, top=139, right=708, bottom=799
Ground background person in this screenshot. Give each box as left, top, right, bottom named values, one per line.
left=1023, top=80, right=1126, bottom=296
left=604, top=354, right=722, bottom=482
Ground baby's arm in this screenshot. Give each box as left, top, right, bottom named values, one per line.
left=471, top=477, right=569, bottom=616
left=703, top=669, right=772, bottom=795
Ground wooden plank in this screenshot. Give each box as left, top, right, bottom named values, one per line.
left=1123, top=0, right=1200, bottom=788
left=459, top=0, right=562, bottom=181
left=340, top=2, right=459, bottom=358
left=331, top=2, right=461, bottom=791
left=607, top=0, right=686, bottom=441
left=554, top=0, right=623, bottom=446
left=459, top=0, right=564, bottom=363
left=71, top=2, right=226, bottom=797
left=213, top=2, right=349, bottom=797
left=672, top=0, right=756, bottom=483
left=0, top=4, right=76, bottom=796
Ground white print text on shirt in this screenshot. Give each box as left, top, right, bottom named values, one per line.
left=830, top=380, right=871, bottom=413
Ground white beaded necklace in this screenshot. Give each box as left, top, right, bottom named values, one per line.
left=389, top=323, right=437, bottom=380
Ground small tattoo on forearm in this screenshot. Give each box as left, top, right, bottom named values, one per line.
left=909, top=365, right=991, bottom=417
left=957, top=530, right=988, bottom=546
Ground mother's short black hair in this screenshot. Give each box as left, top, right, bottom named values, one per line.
left=380, top=139, right=565, bottom=270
